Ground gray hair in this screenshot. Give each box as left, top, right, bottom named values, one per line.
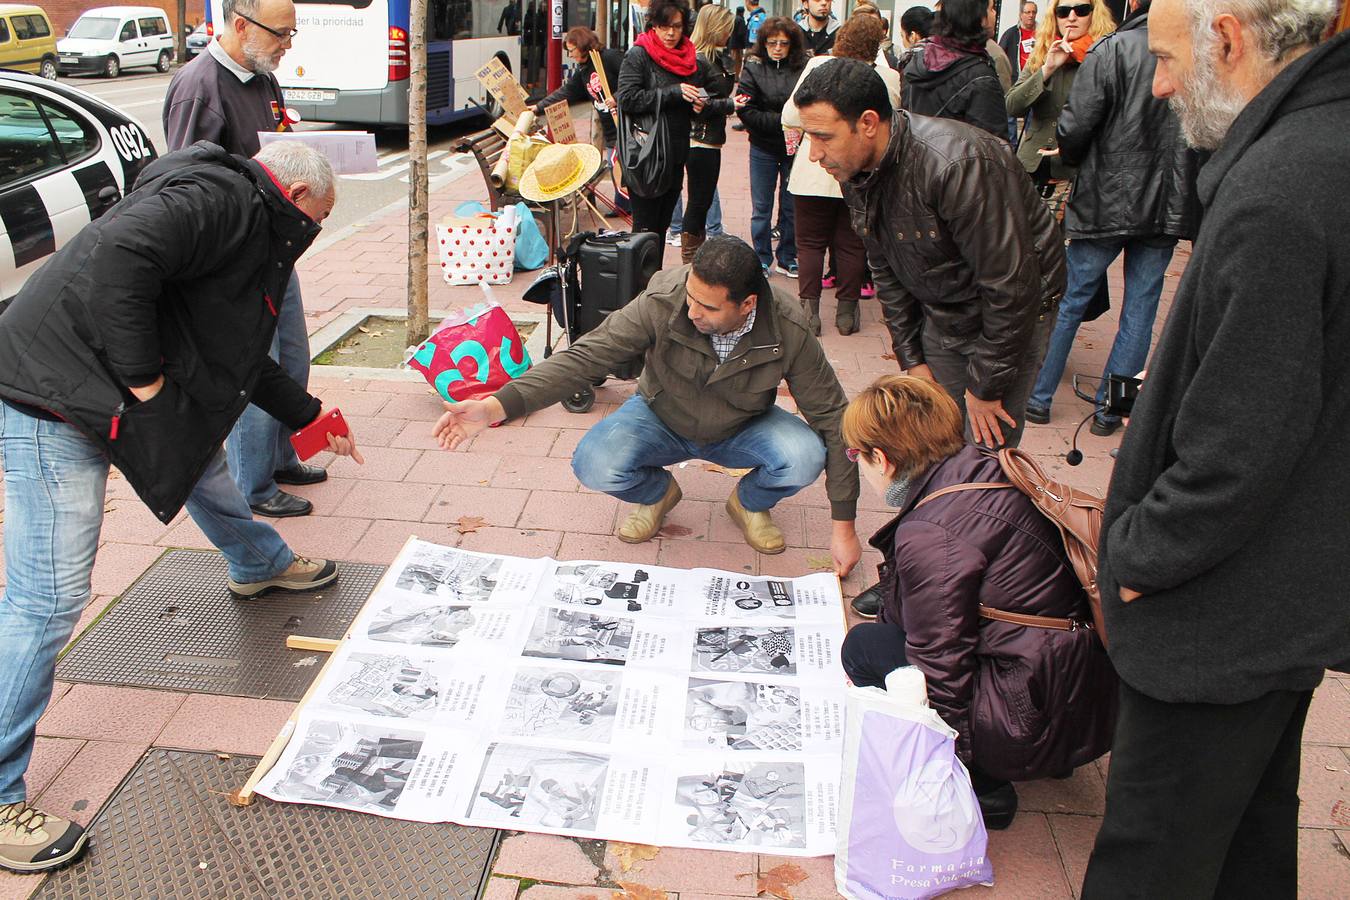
left=222, top=0, right=261, bottom=22
left=1185, top=0, right=1336, bottom=66
left=254, top=141, right=336, bottom=199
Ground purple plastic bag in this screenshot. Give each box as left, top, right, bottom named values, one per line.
left=834, top=672, right=994, bottom=899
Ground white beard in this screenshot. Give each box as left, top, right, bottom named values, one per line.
left=243, top=36, right=281, bottom=75
left=1170, top=47, right=1248, bottom=150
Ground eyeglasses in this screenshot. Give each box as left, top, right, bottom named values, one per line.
left=238, top=13, right=299, bottom=41
left=1055, top=4, right=1093, bottom=17
left=765, top=39, right=792, bottom=47
left=845, top=447, right=863, bottom=463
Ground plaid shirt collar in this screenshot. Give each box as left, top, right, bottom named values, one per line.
left=708, top=309, right=756, bottom=363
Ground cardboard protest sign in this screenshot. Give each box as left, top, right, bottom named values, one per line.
left=543, top=101, right=577, bottom=145
left=475, top=56, right=529, bottom=119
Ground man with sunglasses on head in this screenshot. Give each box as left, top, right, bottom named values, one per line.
left=163, top=0, right=330, bottom=522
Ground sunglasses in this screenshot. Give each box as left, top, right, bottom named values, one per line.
left=765, top=39, right=792, bottom=47
left=239, top=12, right=299, bottom=40
left=845, top=447, right=863, bottom=463
left=1055, top=4, right=1093, bottom=17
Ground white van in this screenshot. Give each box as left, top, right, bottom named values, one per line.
left=56, top=6, right=174, bottom=77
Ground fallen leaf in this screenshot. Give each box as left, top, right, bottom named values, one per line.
left=336, top=348, right=356, bottom=355
left=292, top=656, right=318, bottom=668
left=455, top=515, right=488, bottom=534
left=743, top=863, right=810, bottom=900
left=702, top=463, right=752, bottom=477
left=216, top=753, right=233, bottom=760
left=357, top=325, right=371, bottom=334
left=882, top=352, right=897, bottom=361
left=613, top=883, right=666, bottom=900
left=805, top=554, right=834, bottom=571
left=609, top=841, right=660, bottom=873
left=657, top=524, right=692, bottom=538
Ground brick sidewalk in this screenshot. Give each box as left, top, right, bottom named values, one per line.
left=1, top=120, right=1346, bottom=900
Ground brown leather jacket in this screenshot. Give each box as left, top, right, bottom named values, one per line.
left=843, top=112, right=1066, bottom=401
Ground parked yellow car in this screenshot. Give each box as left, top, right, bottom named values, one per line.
left=0, top=4, right=58, bottom=80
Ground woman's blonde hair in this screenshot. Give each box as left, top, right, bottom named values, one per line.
left=1025, top=0, right=1117, bottom=72
left=841, top=376, right=965, bottom=479
left=692, top=3, right=735, bottom=56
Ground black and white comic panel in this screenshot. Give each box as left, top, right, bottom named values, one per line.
left=267, top=721, right=424, bottom=815
left=467, top=742, right=610, bottom=831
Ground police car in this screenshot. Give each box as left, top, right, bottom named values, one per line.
left=0, top=68, right=156, bottom=301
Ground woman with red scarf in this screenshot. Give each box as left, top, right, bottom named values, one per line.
left=616, top=0, right=706, bottom=250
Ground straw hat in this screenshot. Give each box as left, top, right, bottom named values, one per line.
left=518, top=142, right=602, bottom=202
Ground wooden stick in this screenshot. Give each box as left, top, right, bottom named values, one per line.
left=231, top=543, right=413, bottom=805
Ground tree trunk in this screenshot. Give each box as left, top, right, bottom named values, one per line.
left=406, top=0, right=430, bottom=347
left=176, top=0, right=187, bottom=65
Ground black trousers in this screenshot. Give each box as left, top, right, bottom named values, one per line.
left=630, top=186, right=682, bottom=255
left=682, top=146, right=721, bottom=239
left=841, top=621, right=1008, bottom=797
left=1082, top=681, right=1313, bottom=899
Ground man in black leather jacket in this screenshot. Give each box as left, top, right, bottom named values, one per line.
left=795, top=58, right=1065, bottom=450
left=1024, top=0, right=1203, bottom=435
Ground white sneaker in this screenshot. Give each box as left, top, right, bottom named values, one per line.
left=665, top=233, right=682, bottom=247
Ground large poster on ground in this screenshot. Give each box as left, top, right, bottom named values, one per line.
left=256, top=539, right=847, bottom=856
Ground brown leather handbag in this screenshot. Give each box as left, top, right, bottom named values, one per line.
left=913, top=448, right=1109, bottom=646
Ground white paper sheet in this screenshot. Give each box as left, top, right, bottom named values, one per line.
left=257, top=130, right=379, bottom=175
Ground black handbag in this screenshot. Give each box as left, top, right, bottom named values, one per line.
left=618, top=92, right=679, bottom=199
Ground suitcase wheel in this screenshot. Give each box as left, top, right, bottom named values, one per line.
left=563, top=388, right=596, bottom=414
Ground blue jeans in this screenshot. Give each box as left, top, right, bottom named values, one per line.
left=1029, top=236, right=1177, bottom=420
left=668, top=191, right=724, bottom=238
left=571, top=395, right=825, bottom=512
left=225, top=270, right=308, bottom=504
left=0, top=407, right=294, bottom=801
left=749, top=146, right=796, bottom=269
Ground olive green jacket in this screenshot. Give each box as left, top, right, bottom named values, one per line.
left=1006, top=62, right=1079, bottom=180
left=495, top=266, right=860, bottom=519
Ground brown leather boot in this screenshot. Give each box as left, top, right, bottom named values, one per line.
left=725, top=489, right=786, bottom=555
left=802, top=297, right=821, bottom=336
left=680, top=232, right=706, bottom=265
left=836, top=299, right=859, bottom=335
left=618, top=478, right=683, bottom=543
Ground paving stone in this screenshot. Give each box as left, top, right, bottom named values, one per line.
left=154, top=695, right=296, bottom=756
left=492, top=456, right=582, bottom=491
left=657, top=539, right=756, bottom=574
left=457, top=527, right=562, bottom=558
left=469, top=425, right=562, bottom=456
left=519, top=491, right=618, bottom=535
left=347, top=519, right=434, bottom=564
left=154, top=514, right=213, bottom=550
left=426, top=484, right=530, bottom=527
left=648, top=498, right=715, bottom=542
left=98, top=499, right=175, bottom=545
left=556, top=533, right=661, bottom=564
left=326, top=446, right=423, bottom=482
left=377, top=393, right=449, bottom=421
left=516, top=886, right=612, bottom=900
left=1300, top=745, right=1350, bottom=828
left=1047, top=814, right=1101, bottom=898
left=270, top=515, right=372, bottom=560
left=492, top=833, right=600, bottom=884
left=1296, top=829, right=1350, bottom=900
left=393, top=419, right=453, bottom=451
left=341, top=413, right=408, bottom=448
left=0, top=870, right=43, bottom=900
left=405, top=449, right=502, bottom=485
left=601, top=844, right=755, bottom=896
left=308, top=387, right=389, bottom=417
left=332, top=480, right=434, bottom=521
left=1303, top=679, right=1350, bottom=745
left=800, top=507, right=894, bottom=551
left=1020, top=766, right=1107, bottom=817
left=282, top=474, right=358, bottom=511
left=32, top=740, right=146, bottom=826
left=24, top=737, right=84, bottom=798
left=707, top=503, right=804, bottom=549
left=980, top=813, right=1074, bottom=898
left=37, top=684, right=185, bottom=746
left=88, top=543, right=165, bottom=598
left=548, top=429, right=589, bottom=459
left=482, top=875, right=521, bottom=900
left=523, top=403, right=611, bottom=430
left=755, top=854, right=838, bottom=899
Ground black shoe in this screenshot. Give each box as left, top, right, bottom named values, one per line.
left=1090, top=416, right=1121, bottom=437
left=1024, top=404, right=1050, bottom=425
left=249, top=491, right=313, bottom=518
left=274, top=463, right=328, bottom=486
left=731, top=121, right=746, bottom=131
left=976, top=782, right=1019, bottom=830
left=850, top=584, right=882, bottom=619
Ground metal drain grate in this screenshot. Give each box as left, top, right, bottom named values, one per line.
left=56, top=550, right=385, bottom=701
left=35, top=749, right=500, bottom=900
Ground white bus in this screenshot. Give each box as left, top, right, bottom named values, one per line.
left=206, top=0, right=521, bottom=126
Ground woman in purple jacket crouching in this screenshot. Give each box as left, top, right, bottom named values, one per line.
left=840, top=375, right=1116, bottom=830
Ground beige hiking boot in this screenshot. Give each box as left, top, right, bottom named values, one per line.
left=0, top=802, right=88, bottom=873
left=617, top=479, right=683, bottom=544
left=725, top=490, right=786, bottom=554
left=227, top=556, right=339, bottom=600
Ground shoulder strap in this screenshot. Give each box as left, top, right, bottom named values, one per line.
left=913, top=482, right=1013, bottom=509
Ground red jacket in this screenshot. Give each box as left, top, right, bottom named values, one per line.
left=871, top=444, right=1117, bottom=781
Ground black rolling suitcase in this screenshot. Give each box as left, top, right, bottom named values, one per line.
left=523, top=230, right=662, bottom=412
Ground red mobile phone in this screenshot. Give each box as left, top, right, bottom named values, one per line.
left=290, top=408, right=349, bottom=460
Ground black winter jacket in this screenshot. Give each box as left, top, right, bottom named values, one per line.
left=736, top=54, right=806, bottom=157
left=901, top=41, right=1007, bottom=138
left=616, top=43, right=704, bottom=181
left=1056, top=14, right=1204, bottom=240
left=1099, top=32, right=1350, bottom=703
left=691, top=49, right=736, bottom=147
left=535, top=47, right=624, bottom=146
left=0, top=144, right=322, bottom=522
left=844, top=113, right=1066, bottom=401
